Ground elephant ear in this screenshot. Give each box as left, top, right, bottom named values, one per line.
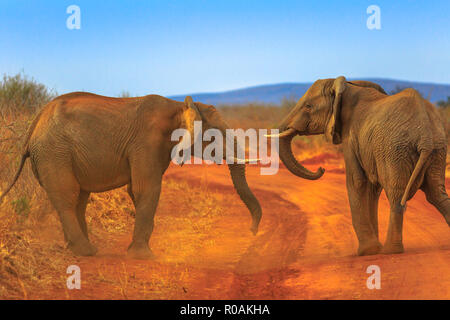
left=192, top=102, right=226, bottom=128
left=182, top=96, right=202, bottom=138
left=175, top=96, right=201, bottom=151
left=325, top=76, right=346, bottom=144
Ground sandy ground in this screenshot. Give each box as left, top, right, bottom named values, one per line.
left=6, top=161, right=449, bottom=300
left=164, top=163, right=450, bottom=299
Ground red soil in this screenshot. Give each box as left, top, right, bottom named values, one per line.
left=13, top=160, right=450, bottom=300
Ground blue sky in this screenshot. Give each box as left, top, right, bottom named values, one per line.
left=1, top=0, right=449, bottom=96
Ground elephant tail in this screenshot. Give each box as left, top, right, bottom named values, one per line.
left=0, top=106, right=42, bottom=204
left=0, top=151, right=30, bottom=204
left=400, top=149, right=431, bottom=207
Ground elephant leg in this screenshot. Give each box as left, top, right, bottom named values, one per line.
left=127, top=155, right=163, bottom=259
left=345, top=153, right=382, bottom=255
left=422, top=156, right=450, bottom=226
left=382, top=189, right=405, bottom=254
left=127, top=184, right=135, bottom=205
left=424, top=186, right=450, bottom=226
left=368, top=183, right=382, bottom=240
left=41, top=167, right=97, bottom=256
left=76, top=190, right=91, bottom=239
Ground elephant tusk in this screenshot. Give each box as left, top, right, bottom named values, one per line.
left=264, top=128, right=297, bottom=138
left=231, top=157, right=260, bottom=164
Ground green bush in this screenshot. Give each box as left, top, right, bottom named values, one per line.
left=118, top=90, right=132, bottom=98
left=11, top=196, right=31, bottom=220
left=0, top=72, right=56, bottom=116
left=437, top=96, right=450, bottom=108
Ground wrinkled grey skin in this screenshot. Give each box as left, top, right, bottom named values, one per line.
left=0, top=93, right=261, bottom=259
left=277, top=76, right=450, bottom=255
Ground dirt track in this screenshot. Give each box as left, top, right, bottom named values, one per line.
left=34, top=161, right=449, bottom=300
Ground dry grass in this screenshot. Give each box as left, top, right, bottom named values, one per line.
left=218, top=99, right=294, bottom=129
left=0, top=174, right=230, bottom=299
left=0, top=75, right=62, bottom=299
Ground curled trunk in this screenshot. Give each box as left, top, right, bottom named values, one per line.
left=278, top=134, right=325, bottom=180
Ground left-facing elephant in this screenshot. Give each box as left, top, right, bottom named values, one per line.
left=0, top=93, right=262, bottom=259
left=270, top=76, right=450, bottom=256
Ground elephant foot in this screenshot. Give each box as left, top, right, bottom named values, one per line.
left=357, top=240, right=382, bottom=256
left=382, top=242, right=404, bottom=254
left=127, top=243, right=155, bottom=260
left=68, top=240, right=98, bottom=256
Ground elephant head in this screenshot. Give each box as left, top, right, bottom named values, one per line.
left=181, top=96, right=262, bottom=235
left=271, top=76, right=386, bottom=179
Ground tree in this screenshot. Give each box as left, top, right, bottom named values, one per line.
left=437, top=96, right=450, bottom=108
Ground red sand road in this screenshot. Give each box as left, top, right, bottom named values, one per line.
left=43, top=161, right=449, bottom=300
left=165, top=163, right=450, bottom=299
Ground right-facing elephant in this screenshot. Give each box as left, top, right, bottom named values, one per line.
left=0, top=93, right=262, bottom=259
left=270, top=76, right=450, bottom=255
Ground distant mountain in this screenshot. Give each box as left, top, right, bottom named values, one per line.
left=169, top=78, right=450, bottom=105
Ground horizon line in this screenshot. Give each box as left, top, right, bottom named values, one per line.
left=169, top=77, right=450, bottom=98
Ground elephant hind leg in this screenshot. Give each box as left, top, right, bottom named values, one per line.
left=76, top=190, right=91, bottom=239
left=347, top=182, right=382, bottom=256
left=383, top=188, right=406, bottom=254
left=344, top=153, right=382, bottom=255
left=368, top=183, right=382, bottom=240
left=425, top=188, right=450, bottom=227
left=41, top=166, right=97, bottom=256
left=427, top=191, right=450, bottom=227
left=127, top=184, right=135, bottom=205
left=422, top=164, right=450, bottom=227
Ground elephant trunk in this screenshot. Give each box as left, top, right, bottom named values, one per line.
left=278, top=133, right=325, bottom=180
left=227, top=163, right=261, bottom=235
left=193, top=102, right=262, bottom=235
left=218, top=125, right=262, bottom=234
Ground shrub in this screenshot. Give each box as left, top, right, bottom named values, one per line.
left=118, top=90, right=132, bottom=98
left=11, top=197, right=31, bottom=221
left=0, top=72, right=56, bottom=117
left=437, top=96, right=450, bottom=108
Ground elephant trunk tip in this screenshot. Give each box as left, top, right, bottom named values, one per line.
left=250, top=213, right=261, bottom=235
left=315, top=167, right=326, bottom=179
left=278, top=134, right=326, bottom=180
left=250, top=224, right=258, bottom=236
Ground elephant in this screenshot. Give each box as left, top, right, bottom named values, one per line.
left=0, top=93, right=262, bottom=259
left=270, top=76, right=450, bottom=255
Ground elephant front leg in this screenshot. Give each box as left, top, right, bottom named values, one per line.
left=127, top=163, right=163, bottom=260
